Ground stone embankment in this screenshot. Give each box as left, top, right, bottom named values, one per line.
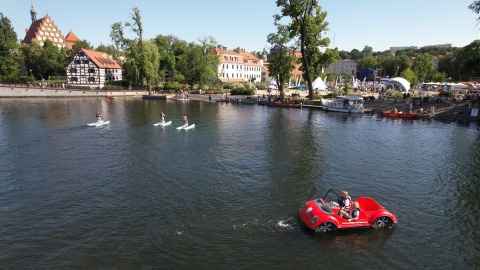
left=0, top=85, right=146, bottom=98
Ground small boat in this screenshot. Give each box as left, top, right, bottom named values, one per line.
left=153, top=121, right=172, bottom=127
left=106, top=96, right=114, bottom=100
left=176, top=124, right=195, bottom=130
left=177, top=98, right=189, bottom=101
left=87, top=120, right=110, bottom=127
left=321, top=95, right=364, bottom=113
left=258, top=100, right=302, bottom=108
left=382, top=110, right=418, bottom=119
left=204, top=100, right=216, bottom=103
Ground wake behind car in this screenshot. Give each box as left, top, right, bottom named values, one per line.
left=299, top=189, right=397, bottom=233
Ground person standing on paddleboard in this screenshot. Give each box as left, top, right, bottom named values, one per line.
left=182, top=114, right=188, bottom=127
left=96, top=112, right=102, bottom=122
left=161, top=112, right=166, bottom=123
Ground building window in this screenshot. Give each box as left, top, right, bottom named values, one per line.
left=83, top=60, right=89, bottom=64
left=88, top=77, right=95, bottom=82
left=70, top=68, right=77, bottom=73
left=79, top=52, right=85, bottom=57
left=75, top=60, right=81, bottom=64
left=70, top=77, right=77, bottom=82
left=88, top=68, right=95, bottom=73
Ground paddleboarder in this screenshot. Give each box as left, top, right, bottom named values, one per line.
left=182, top=114, right=188, bottom=127
left=96, top=112, right=102, bottom=122
left=161, top=111, right=166, bottom=123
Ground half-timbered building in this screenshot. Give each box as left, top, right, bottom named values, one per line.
left=66, top=49, right=122, bottom=88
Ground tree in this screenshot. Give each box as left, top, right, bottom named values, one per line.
left=400, top=68, right=418, bottom=88
left=19, top=42, right=42, bottom=79
left=455, top=40, right=480, bottom=81
left=0, top=13, right=22, bottom=80
left=469, top=1, right=480, bottom=24
left=114, top=7, right=159, bottom=91
left=177, top=36, right=219, bottom=90
left=396, top=55, right=411, bottom=75
left=266, top=24, right=297, bottom=96
left=413, top=53, right=434, bottom=82
left=275, top=0, right=334, bottom=100
left=153, top=34, right=188, bottom=82
left=35, top=39, right=67, bottom=79
left=380, top=57, right=398, bottom=78
left=357, top=56, right=377, bottom=70
left=350, top=49, right=361, bottom=60
left=430, top=71, right=447, bottom=83
left=361, top=46, right=373, bottom=58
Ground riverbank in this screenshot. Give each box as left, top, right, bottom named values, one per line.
left=0, top=85, right=147, bottom=97
left=171, top=89, right=479, bottom=122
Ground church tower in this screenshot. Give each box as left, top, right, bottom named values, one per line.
left=30, top=3, right=37, bottom=23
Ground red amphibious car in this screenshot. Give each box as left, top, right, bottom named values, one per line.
left=299, top=189, right=397, bottom=233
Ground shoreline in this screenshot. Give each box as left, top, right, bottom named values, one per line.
left=2, top=86, right=478, bottom=122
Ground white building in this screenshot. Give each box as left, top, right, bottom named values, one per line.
left=325, top=59, right=357, bottom=76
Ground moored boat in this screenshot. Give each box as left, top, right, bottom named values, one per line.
left=258, top=100, right=302, bottom=108
left=382, top=110, right=418, bottom=119
left=321, top=95, right=364, bottom=113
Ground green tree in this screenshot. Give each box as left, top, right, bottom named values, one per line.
left=267, top=24, right=297, bottom=96
left=361, top=46, right=373, bottom=58
left=177, top=36, right=218, bottom=90
left=469, top=1, right=480, bottom=24
left=413, top=53, right=434, bottom=82
left=455, top=40, right=480, bottom=81
left=350, top=49, right=361, bottom=60
left=380, top=57, right=398, bottom=78
left=338, top=50, right=351, bottom=60
left=430, top=71, right=447, bottom=83
left=397, top=55, right=411, bottom=75
left=152, top=34, right=188, bottom=82
left=35, top=39, right=67, bottom=79
left=0, top=13, right=22, bottom=80
left=357, top=56, right=377, bottom=70
left=400, top=68, right=418, bottom=88
left=438, top=52, right=460, bottom=81
left=19, top=42, right=42, bottom=79
left=275, top=0, right=334, bottom=100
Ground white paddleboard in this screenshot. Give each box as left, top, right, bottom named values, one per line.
left=153, top=121, right=172, bottom=127
left=176, top=124, right=195, bottom=130
left=87, top=120, right=110, bottom=127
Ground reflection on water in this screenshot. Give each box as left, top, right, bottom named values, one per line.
left=0, top=98, right=479, bottom=269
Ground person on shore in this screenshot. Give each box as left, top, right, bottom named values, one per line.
left=182, top=114, right=188, bottom=127
left=96, top=112, right=102, bottom=122
left=209, top=95, right=212, bottom=101
left=339, top=202, right=360, bottom=222
left=161, top=112, right=166, bottom=123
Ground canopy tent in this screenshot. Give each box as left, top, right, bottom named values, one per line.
left=387, top=77, right=411, bottom=93
left=267, top=81, right=278, bottom=90
left=312, top=77, right=327, bottom=90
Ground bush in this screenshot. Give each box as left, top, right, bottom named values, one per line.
left=102, top=85, right=123, bottom=90
left=164, top=81, right=182, bottom=90
left=230, top=88, right=254, bottom=95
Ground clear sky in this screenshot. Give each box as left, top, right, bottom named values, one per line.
left=2, top=0, right=479, bottom=53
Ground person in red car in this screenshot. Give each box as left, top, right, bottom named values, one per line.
left=338, top=190, right=352, bottom=212
left=339, top=202, right=360, bottom=222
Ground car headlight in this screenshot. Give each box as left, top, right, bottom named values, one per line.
left=310, top=215, right=318, bottom=224
left=306, top=207, right=313, bottom=213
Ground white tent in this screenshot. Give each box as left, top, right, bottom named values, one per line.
left=267, top=80, right=278, bottom=90
left=388, top=77, right=411, bottom=93
left=312, top=77, right=327, bottom=90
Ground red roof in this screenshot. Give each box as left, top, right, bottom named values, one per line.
left=81, top=49, right=122, bottom=69
left=64, top=31, right=80, bottom=42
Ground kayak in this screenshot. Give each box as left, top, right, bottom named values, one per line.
left=177, top=98, right=189, bottom=101
left=176, top=124, right=195, bottom=130
left=153, top=121, right=172, bottom=127
left=87, top=120, right=110, bottom=127
left=204, top=100, right=216, bottom=103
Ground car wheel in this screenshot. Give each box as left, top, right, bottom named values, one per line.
left=315, top=222, right=337, bottom=233
left=372, top=216, right=393, bottom=229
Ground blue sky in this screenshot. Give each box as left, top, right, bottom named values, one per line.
left=2, top=0, right=479, bottom=52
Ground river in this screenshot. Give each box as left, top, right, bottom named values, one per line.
left=0, top=97, right=479, bottom=269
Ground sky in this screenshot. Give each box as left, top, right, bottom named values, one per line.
left=2, top=0, right=479, bottom=53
